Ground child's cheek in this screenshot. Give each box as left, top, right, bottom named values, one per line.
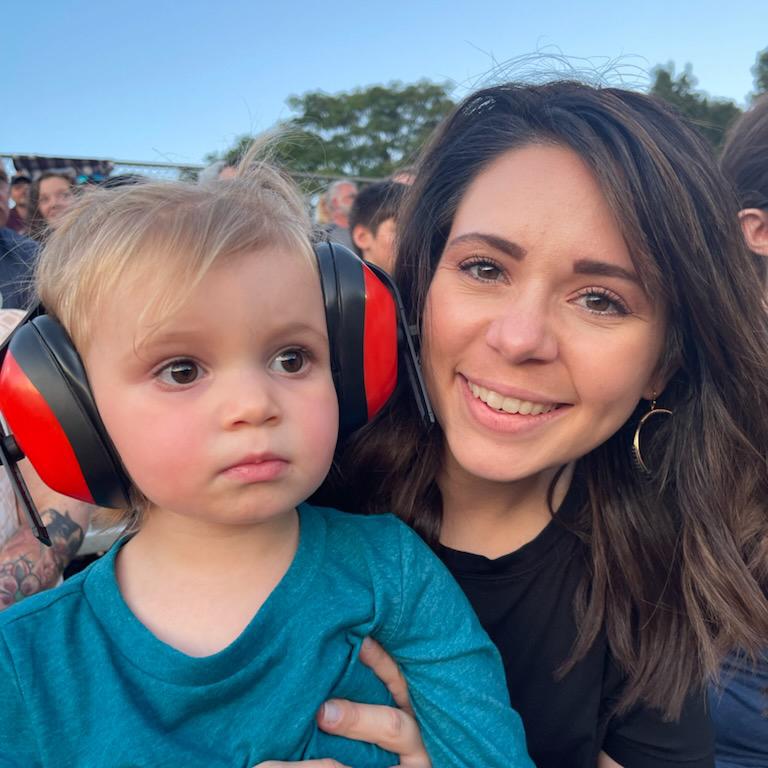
left=297, top=383, right=339, bottom=484
left=104, top=399, right=205, bottom=500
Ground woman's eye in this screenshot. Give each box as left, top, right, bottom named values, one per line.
left=156, top=359, right=203, bottom=386
left=270, top=349, right=309, bottom=374
left=462, top=260, right=504, bottom=282
left=576, top=290, right=628, bottom=315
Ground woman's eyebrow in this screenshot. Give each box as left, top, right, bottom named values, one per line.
left=573, top=259, right=640, bottom=284
left=446, top=232, right=527, bottom=260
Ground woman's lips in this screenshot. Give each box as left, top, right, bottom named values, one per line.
left=460, top=375, right=570, bottom=434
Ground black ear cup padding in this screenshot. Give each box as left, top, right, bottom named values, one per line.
left=315, top=242, right=369, bottom=436
left=25, top=316, right=131, bottom=508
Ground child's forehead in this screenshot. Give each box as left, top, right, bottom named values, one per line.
left=108, top=246, right=325, bottom=348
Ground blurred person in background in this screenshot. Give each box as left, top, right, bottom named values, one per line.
left=0, top=170, right=37, bottom=309
left=198, top=160, right=238, bottom=185
left=349, top=181, right=407, bottom=274
left=28, top=171, right=76, bottom=241
left=6, top=175, right=31, bottom=234
left=323, top=179, right=358, bottom=249
left=390, top=166, right=417, bottom=185
left=708, top=92, right=768, bottom=768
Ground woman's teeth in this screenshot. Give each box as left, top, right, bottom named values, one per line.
left=468, top=382, right=557, bottom=415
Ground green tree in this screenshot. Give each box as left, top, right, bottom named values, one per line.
left=751, top=47, right=768, bottom=97
left=210, top=81, right=455, bottom=180
left=650, top=63, right=742, bottom=149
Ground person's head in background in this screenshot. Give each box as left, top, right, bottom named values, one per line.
left=197, top=160, right=238, bottom=185
left=314, top=189, right=331, bottom=226
left=390, top=166, right=416, bottom=186
left=720, top=94, right=768, bottom=278
left=10, top=176, right=31, bottom=219
left=28, top=172, right=76, bottom=240
left=349, top=181, right=407, bottom=273
left=0, top=170, right=9, bottom=229
left=327, top=180, right=358, bottom=228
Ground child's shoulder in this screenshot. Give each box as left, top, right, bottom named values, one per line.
left=299, top=503, right=436, bottom=569
left=303, top=503, right=411, bottom=542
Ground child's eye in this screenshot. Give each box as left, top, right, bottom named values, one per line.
left=155, top=359, right=204, bottom=386
left=270, top=348, right=310, bottom=375
left=574, top=288, right=630, bottom=316
left=459, top=258, right=505, bottom=283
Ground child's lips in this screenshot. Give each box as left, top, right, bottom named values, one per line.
left=221, top=454, right=289, bottom=482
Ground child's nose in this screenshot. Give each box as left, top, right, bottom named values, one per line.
left=221, top=370, right=280, bottom=427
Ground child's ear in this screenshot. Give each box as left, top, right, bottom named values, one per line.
left=738, top=208, right=768, bottom=257
left=352, top=225, right=373, bottom=253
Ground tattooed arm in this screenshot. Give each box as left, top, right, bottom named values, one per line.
left=0, top=460, right=94, bottom=610
left=0, top=507, right=88, bottom=608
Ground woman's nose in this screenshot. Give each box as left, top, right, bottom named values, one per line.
left=484, top=293, right=559, bottom=364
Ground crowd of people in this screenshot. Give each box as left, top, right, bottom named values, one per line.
left=0, top=80, right=766, bottom=768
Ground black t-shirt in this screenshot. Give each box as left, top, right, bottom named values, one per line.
left=434, top=484, right=714, bottom=768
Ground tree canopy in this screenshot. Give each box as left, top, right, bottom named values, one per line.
left=211, top=80, right=455, bottom=180
left=752, top=47, right=768, bottom=98
left=209, top=49, right=768, bottom=176
left=650, top=63, right=742, bottom=149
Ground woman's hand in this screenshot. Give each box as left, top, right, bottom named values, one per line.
left=255, top=762, right=349, bottom=768
left=252, top=638, right=430, bottom=768
left=316, top=638, right=429, bottom=767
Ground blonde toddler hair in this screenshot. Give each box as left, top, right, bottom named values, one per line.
left=35, top=160, right=315, bottom=355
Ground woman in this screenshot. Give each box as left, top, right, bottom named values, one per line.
left=260, top=81, right=768, bottom=768
left=28, top=171, right=75, bottom=241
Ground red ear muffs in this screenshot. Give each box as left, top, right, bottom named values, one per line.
left=0, top=245, right=433, bottom=545
left=0, top=315, right=131, bottom=510
left=314, top=242, right=433, bottom=437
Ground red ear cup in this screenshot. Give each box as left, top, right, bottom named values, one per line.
left=314, top=242, right=433, bottom=438
left=360, top=264, right=397, bottom=417
left=315, top=242, right=399, bottom=436
left=0, top=316, right=131, bottom=508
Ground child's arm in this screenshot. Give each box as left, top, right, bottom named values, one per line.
left=370, top=520, right=534, bottom=768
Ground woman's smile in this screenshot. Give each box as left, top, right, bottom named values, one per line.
left=459, top=375, right=571, bottom=435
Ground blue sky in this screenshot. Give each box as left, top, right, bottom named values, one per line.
left=4, top=1, right=766, bottom=166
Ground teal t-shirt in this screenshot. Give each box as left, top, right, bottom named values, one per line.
left=0, top=504, right=533, bottom=767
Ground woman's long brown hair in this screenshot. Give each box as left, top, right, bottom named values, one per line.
left=327, top=81, right=768, bottom=719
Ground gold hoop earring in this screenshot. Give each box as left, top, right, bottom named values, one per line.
left=632, top=395, right=673, bottom=474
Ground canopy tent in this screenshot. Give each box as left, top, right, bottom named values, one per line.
left=11, top=155, right=114, bottom=183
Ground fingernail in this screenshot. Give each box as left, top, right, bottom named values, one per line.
left=361, top=637, right=372, bottom=651
left=321, top=701, right=341, bottom=725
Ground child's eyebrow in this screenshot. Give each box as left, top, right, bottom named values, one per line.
left=135, top=322, right=329, bottom=356
left=272, top=322, right=329, bottom=342
left=135, top=329, right=205, bottom=354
